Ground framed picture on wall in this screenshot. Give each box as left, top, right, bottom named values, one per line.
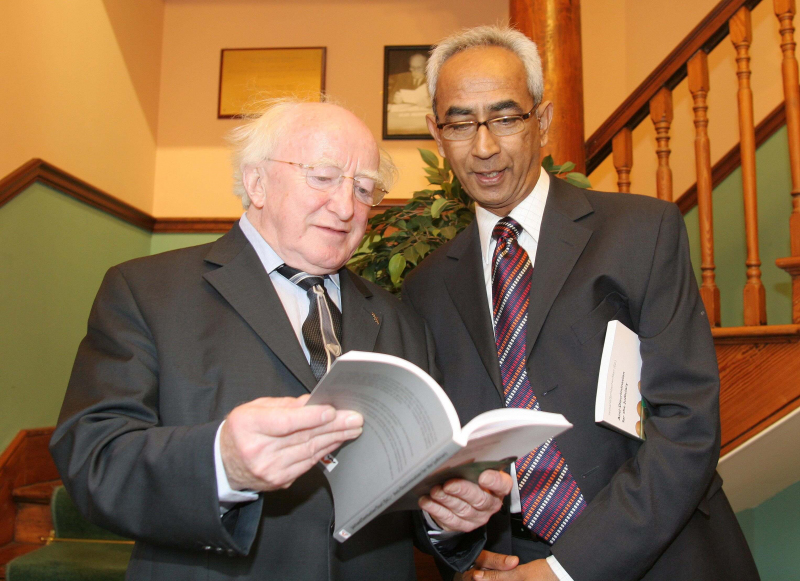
left=218, top=47, right=327, bottom=118
left=383, top=45, right=434, bottom=140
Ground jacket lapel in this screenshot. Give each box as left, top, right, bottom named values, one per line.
left=444, top=221, right=504, bottom=397
left=526, top=177, right=594, bottom=359
left=202, top=225, right=318, bottom=392
left=339, top=270, right=381, bottom=354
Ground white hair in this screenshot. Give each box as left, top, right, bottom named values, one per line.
left=426, top=25, right=545, bottom=116
left=227, top=97, right=398, bottom=209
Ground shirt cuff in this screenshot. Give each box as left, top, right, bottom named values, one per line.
left=546, top=555, right=574, bottom=581
left=422, top=510, right=462, bottom=543
left=215, top=421, right=259, bottom=511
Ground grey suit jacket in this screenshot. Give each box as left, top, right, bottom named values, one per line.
left=403, top=176, right=759, bottom=581
left=50, top=225, right=479, bottom=581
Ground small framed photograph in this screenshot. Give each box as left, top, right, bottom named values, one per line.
left=218, top=47, right=326, bottom=118
left=383, top=45, right=434, bottom=140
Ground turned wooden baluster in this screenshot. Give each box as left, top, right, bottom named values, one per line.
left=612, top=128, right=633, bottom=193
left=649, top=87, right=674, bottom=201
left=731, top=7, right=768, bottom=325
left=774, top=0, right=800, bottom=323
left=688, top=51, right=721, bottom=326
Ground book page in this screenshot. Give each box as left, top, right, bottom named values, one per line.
left=307, top=352, right=460, bottom=536
left=388, top=408, right=571, bottom=511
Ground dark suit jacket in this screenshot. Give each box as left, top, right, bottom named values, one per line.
left=50, top=225, right=477, bottom=581
left=403, top=176, right=760, bottom=581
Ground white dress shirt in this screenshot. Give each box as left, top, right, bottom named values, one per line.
left=474, top=171, right=574, bottom=581
left=214, top=214, right=342, bottom=508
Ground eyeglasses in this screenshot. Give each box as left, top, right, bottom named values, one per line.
left=436, top=108, right=536, bottom=141
left=266, top=159, right=387, bottom=206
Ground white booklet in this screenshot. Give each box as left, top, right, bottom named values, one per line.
left=595, top=320, right=647, bottom=440
left=306, top=351, right=572, bottom=542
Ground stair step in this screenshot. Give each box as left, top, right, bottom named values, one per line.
left=12, top=480, right=61, bottom=505
left=0, top=542, right=42, bottom=580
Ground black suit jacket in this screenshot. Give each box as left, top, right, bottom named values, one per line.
left=50, top=225, right=477, bottom=581
left=403, top=176, right=759, bottom=581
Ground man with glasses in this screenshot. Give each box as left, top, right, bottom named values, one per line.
left=51, top=99, right=508, bottom=580
left=403, top=26, right=758, bottom=581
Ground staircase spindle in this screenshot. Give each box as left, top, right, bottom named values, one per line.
left=774, top=0, right=800, bottom=323
left=731, top=6, right=768, bottom=325
left=688, top=50, right=721, bottom=327
left=612, top=128, right=633, bottom=193
left=649, top=87, right=674, bottom=201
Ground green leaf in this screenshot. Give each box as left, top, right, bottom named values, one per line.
left=403, top=247, right=418, bottom=264
left=440, top=225, right=457, bottom=239
left=427, top=175, right=444, bottom=186
left=388, top=253, right=407, bottom=285
left=424, top=167, right=441, bottom=178
left=414, top=241, right=431, bottom=258
left=565, top=172, right=592, bottom=189
left=443, top=157, right=451, bottom=174
left=558, top=161, right=575, bottom=173
left=394, top=219, right=408, bottom=230
left=419, top=149, right=440, bottom=169
left=431, top=198, right=449, bottom=218
left=541, top=155, right=555, bottom=172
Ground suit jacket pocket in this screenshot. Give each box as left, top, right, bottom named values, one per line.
left=570, top=292, right=628, bottom=345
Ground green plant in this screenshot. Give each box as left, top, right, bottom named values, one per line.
left=348, top=149, right=590, bottom=294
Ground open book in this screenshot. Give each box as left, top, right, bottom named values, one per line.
left=595, top=320, right=647, bottom=440
left=306, top=351, right=572, bottom=542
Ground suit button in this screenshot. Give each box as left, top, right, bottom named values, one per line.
left=215, top=547, right=224, bottom=554
left=227, top=549, right=236, bottom=557
left=203, top=546, right=212, bottom=551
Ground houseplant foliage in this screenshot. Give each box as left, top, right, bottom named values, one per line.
left=348, top=149, right=591, bottom=294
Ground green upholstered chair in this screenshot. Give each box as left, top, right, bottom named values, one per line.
left=6, top=487, right=133, bottom=581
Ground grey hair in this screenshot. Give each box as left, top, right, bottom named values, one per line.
left=426, top=25, right=544, bottom=116
left=227, top=97, right=398, bottom=209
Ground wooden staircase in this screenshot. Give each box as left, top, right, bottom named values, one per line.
left=583, top=0, right=800, bottom=455
left=0, top=429, right=60, bottom=579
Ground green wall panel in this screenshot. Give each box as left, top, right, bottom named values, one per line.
left=684, top=126, right=793, bottom=326
left=737, top=479, right=800, bottom=580
left=0, top=184, right=151, bottom=450
left=150, top=232, right=221, bottom=255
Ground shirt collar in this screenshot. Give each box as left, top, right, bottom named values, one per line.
left=475, top=169, right=550, bottom=265
left=238, top=213, right=341, bottom=289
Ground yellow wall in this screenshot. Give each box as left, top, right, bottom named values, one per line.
left=0, top=0, right=164, bottom=212
left=152, top=0, right=508, bottom=217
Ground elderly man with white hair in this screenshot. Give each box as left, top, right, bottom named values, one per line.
left=50, top=99, right=509, bottom=580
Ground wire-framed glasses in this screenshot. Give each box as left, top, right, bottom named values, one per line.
left=266, top=159, right=387, bottom=206
left=436, top=108, right=536, bottom=141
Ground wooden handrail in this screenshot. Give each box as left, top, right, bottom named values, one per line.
left=585, top=0, right=763, bottom=175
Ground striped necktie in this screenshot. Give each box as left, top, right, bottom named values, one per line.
left=491, top=217, right=586, bottom=544
left=277, top=265, right=343, bottom=381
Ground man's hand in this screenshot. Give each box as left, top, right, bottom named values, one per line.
left=220, top=394, right=363, bottom=491
left=419, top=469, right=512, bottom=533
left=462, top=551, right=557, bottom=580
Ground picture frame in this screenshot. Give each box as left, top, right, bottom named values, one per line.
left=382, top=45, right=434, bottom=140
left=218, top=47, right=327, bottom=118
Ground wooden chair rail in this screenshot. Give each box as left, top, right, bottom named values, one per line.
left=585, top=0, right=763, bottom=175
left=0, top=159, right=410, bottom=234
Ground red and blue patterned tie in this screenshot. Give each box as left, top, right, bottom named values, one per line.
left=492, top=217, right=586, bottom=544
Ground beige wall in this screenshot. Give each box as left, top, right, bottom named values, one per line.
left=0, top=0, right=164, bottom=212
left=2, top=0, right=787, bottom=214
left=152, top=0, right=508, bottom=217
